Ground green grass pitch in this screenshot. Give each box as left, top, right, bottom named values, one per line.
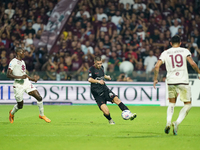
left=0, top=105, right=200, bottom=150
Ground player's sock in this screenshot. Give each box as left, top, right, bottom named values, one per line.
left=118, top=102, right=129, bottom=111
left=176, top=104, right=192, bottom=125
left=104, top=114, right=112, bottom=120
left=11, top=104, right=19, bottom=115
left=37, top=101, right=44, bottom=116
left=166, top=102, right=175, bottom=126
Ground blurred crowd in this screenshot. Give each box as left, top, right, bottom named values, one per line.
left=0, top=0, right=200, bottom=81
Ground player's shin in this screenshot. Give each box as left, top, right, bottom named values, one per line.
left=104, top=113, right=112, bottom=120
left=176, top=104, right=192, bottom=125
left=11, top=104, right=19, bottom=115
left=118, top=102, right=129, bottom=111
left=167, top=102, right=175, bottom=126
left=37, top=101, right=44, bottom=116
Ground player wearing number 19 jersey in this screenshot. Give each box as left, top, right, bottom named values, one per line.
left=153, top=35, right=200, bottom=135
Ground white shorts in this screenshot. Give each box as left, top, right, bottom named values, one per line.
left=13, top=78, right=36, bottom=102
left=168, top=84, right=191, bottom=102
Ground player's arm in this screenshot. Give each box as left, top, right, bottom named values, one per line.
left=187, top=56, right=200, bottom=79
left=104, top=75, right=111, bottom=80
left=88, top=77, right=104, bottom=85
left=153, top=60, right=163, bottom=89
left=7, top=69, right=27, bottom=79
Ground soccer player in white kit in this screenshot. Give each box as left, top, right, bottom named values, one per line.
left=7, top=47, right=51, bottom=123
left=153, top=35, right=200, bottom=135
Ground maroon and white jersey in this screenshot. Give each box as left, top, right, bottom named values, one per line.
left=99, top=24, right=109, bottom=35
left=159, top=47, right=191, bottom=84
left=8, top=58, right=26, bottom=80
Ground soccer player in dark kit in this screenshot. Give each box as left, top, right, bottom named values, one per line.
left=88, top=56, right=137, bottom=124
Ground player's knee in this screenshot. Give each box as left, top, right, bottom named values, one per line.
left=17, top=104, right=23, bottom=109
left=37, top=96, right=42, bottom=102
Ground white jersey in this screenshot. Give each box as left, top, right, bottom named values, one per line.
left=159, top=47, right=191, bottom=84
left=8, top=58, right=26, bottom=80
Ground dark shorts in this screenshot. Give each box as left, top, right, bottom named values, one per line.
left=91, top=87, right=117, bottom=109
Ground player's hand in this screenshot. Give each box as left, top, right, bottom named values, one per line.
left=21, top=75, right=27, bottom=79
left=34, top=78, right=38, bottom=83
left=107, top=75, right=111, bottom=80
left=153, top=80, right=158, bottom=89
left=98, top=80, right=105, bottom=85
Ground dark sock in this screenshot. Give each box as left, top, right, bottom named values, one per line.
left=118, top=102, right=129, bottom=111
left=104, top=114, right=112, bottom=120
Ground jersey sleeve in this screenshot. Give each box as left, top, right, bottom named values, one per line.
left=159, top=52, right=165, bottom=64
left=185, top=49, right=192, bottom=57
left=8, top=59, right=15, bottom=70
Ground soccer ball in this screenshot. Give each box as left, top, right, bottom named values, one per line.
left=121, top=110, right=131, bottom=120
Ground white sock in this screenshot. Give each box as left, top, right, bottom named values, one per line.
left=11, top=104, right=19, bottom=115
left=166, top=102, right=175, bottom=126
left=176, top=104, right=192, bottom=125
left=37, top=101, right=44, bottom=116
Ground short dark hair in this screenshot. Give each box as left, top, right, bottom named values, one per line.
left=15, top=47, right=23, bottom=53
left=94, top=56, right=101, bottom=61
left=170, top=35, right=181, bottom=44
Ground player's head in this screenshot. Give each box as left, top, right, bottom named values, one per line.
left=15, top=47, right=25, bottom=59
left=94, top=56, right=102, bottom=69
left=170, top=35, right=181, bottom=46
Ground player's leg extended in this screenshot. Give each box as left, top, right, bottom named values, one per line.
left=100, top=104, right=115, bottom=124
left=9, top=101, right=23, bottom=123
left=28, top=90, right=51, bottom=123
left=176, top=101, right=192, bottom=125
left=165, top=85, right=177, bottom=134
left=112, top=96, right=137, bottom=120
left=9, top=86, right=24, bottom=123
left=172, top=85, right=192, bottom=135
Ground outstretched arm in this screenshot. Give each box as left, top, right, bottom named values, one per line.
left=104, top=75, right=111, bottom=80
left=153, top=60, right=163, bottom=89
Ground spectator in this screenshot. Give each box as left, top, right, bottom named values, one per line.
left=97, top=7, right=108, bottom=21
left=0, top=57, right=8, bottom=74
left=5, top=3, right=15, bottom=19
left=32, top=16, right=44, bottom=33
left=107, top=64, right=118, bottom=81
left=108, top=51, right=122, bottom=71
left=97, top=17, right=111, bottom=39
left=71, top=53, right=83, bottom=71
left=119, top=0, right=134, bottom=9
left=81, top=41, right=94, bottom=55
left=58, top=63, right=68, bottom=80
left=132, top=61, right=146, bottom=81
left=169, top=19, right=181, bottom=37
left=24, top=21, right=36, bottom=38
left=111, top=10, right=123, bottom=29
left=101, top=55, right=108, bottom=73
left=76, top=5, right=90, bottom=18
left=144, top=50, right=157, bottom=73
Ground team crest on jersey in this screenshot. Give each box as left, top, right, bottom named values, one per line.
left=109, top=93, right=114, bottom=98
left=176, top=72, right=179, bottom=76
left=22, top=65, right=26, bottom=72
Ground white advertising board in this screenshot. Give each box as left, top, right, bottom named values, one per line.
left=165, top=79, right=200, bottom=106
left=0, top=81, right=166, bottom=106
